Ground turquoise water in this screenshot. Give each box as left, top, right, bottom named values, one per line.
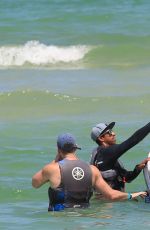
left=0, top=1, right=150, bottom=229
left=0, top=0, right=150, bottom=69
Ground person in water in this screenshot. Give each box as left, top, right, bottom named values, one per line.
left=90, top=122, right=150, bottom=191
left=32, top=133, right=147, bottom=211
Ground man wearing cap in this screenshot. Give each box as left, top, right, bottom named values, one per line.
left=32, top=133, right=147, bottom=211
left=90, top=122, right=150, bottom=191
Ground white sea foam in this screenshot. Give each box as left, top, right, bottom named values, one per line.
left=0, top=41, right=91, bottom=67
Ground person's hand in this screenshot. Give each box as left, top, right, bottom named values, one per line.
left=136, top=157, right=150, bottom=170
left=131, top=191, right=147, bottom=200
left=54, top=152, right=63, bottom=162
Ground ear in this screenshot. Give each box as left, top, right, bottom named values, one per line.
left=98, top=136, right=105, bottom=143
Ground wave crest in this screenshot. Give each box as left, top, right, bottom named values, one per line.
left=0, top=41, right=91, bottom=67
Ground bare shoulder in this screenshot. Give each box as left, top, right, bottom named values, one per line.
left=42, top=162, right=59, bottom=175
left=32, top=162, right=59, bottom=188
left=90, top=165, right=100, bottom=174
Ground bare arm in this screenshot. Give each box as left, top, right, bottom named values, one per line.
left=91, top=165, right=147, bottom=201
left=32, top=165, right=49, bottom=188
left=32, top=149, right=61, bottom=187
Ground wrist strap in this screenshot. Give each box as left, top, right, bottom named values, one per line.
left=127, top=193, right=132, bottom=200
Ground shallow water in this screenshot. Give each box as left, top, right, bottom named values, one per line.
left=0, top=0, right=150, bottom=229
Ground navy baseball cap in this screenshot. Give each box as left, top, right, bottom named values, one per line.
left=57, top=133, right=81, bottom=152
left=91, top=122, right=115, bottom=141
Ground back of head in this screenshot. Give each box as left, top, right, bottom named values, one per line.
left=57, top=133, right=81, bottom=153
left=91, top=122, right=115, bottom=142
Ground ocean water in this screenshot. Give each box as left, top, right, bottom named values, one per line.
left=0, top=0, right=150, bottom=229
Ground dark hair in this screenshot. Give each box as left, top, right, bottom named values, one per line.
left=59, top=143, right=77, bottom=153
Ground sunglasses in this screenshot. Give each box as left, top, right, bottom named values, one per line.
left=100, top=129, right=113, bottom=137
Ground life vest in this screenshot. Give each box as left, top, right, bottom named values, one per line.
left=90, top=147, right=125, bottom=191
left=48, top=159, right=93, bottom=211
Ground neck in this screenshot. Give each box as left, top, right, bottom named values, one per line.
left=101, top=142, right=110, bottom=147
left=64, top=153, right=78, bottom=160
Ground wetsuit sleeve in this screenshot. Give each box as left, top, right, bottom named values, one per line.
left=102, top=122, right=150, bottom=163
left=124, top=166, right=142, bottom=182
left=117, top=161, right=142, bottom=183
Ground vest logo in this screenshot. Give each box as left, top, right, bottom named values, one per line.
left=72, top=167, right=84, bottom=180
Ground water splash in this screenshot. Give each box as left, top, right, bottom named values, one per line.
left=0, top=41, right=91, bottom=67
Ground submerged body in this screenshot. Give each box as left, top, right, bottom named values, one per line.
left=32, top=133, right=147, bottom=211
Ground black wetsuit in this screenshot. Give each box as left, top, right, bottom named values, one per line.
left=48, top=159, right=93, bottom=211
left=90, top=122, right=150, bottom=191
